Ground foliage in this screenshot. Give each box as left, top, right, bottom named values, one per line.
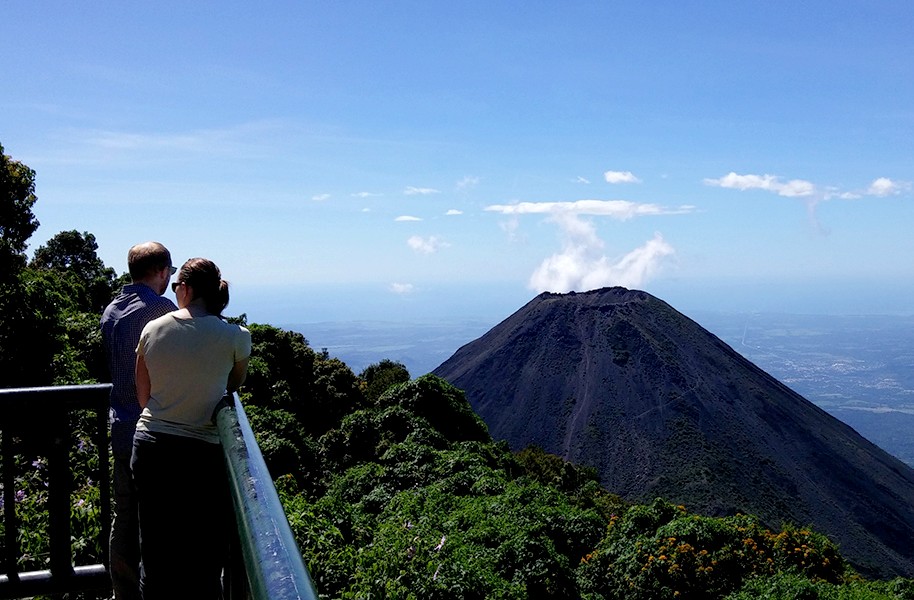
left=515, top=445, right=626, bottom=520
left=0, top=151, right=112, bottom=387
left=241, top=323, right=363, bottom=436
left=245, top=404, right=321, bottom=491
left=313, top=355, right=365, bottom=434
left=0, top=410, right=106, bottom=577
left=0, top=144, right=118, bottom=600
left=274, top=375, right=609, bottom=599
left=337, top=477, right=604, bottom=599
left=360, top=358, right=411, bottom=403
left=0, top=142, right=40, bottom=282
left=241, top=322, right=914, bottom=599
left=374, top=375, right=491, bottom=444
left=0, top=261, right=112, bottom=387
left=577, top=498, right=847, bottom=600
left=55, top=309, right=108, bottom=385
left=0, top=269, right=69, bottom=386
left=242, top=324, right=315, bottom=415
left=725, top=573, right=914, bottom=599
left=30, top=229, right=118, bottom=313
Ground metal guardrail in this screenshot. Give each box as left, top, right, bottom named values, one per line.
left=216, top=394, right=320, bottom=600
left=0, top=386, right=316, bottom=600
left=0, top=384, right=112, bottom=600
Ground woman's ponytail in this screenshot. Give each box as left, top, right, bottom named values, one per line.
left=206, top=279, right=230, bottom=318
left=178, top=258, right=231, bottom=318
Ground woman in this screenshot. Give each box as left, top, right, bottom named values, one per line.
left=132, top=257, right=251, bottom=599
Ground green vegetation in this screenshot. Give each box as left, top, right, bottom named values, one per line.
left=1, top=143, right=117, bottom=386
left=246, top=349, right=913, bottom=599
left=3, top=142, right=914, bottom=598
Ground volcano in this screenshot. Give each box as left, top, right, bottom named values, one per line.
left=433, top=287, right=914, bottom=578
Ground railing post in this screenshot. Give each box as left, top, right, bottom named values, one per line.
left=1, top=431, right=18, bottom=581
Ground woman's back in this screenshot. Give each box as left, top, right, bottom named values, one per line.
left=137, top=312, right=250, bottom=442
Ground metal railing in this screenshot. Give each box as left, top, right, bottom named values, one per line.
left=0, top=384, right=112, bottom=600
left=0, top=385, right=318, bottom=600
left=216, top=394, right=320, bottom=600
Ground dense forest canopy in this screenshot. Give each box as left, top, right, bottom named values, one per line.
left=3, top=142, right=914, bottom=598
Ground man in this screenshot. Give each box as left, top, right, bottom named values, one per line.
left=100, top=242, right=177, bottom=600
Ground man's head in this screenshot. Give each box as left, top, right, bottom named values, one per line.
left=127, top=241, right=174, bottom=295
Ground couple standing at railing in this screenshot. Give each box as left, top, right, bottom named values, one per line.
left=100, top=241, right=251, bottom=600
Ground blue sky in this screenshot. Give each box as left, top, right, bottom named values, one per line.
left=3, top=1, right=913, bottom=324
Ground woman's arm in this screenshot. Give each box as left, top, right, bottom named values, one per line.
left=226, top=357, right=250, bottom=393
left=135, top=355, right=151, bottom=408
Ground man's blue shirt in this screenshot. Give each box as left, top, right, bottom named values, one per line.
left=100, top=283, right=176, bottom=454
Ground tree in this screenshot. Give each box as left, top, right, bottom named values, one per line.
left=0, top=145, right=111, bottom=386
left=0, top=142, right=40, bottom=282
left=0, top=143, right=53, bottom=385
left=31, top=229, right=109, bottom=281
left=359, top=359, right=410, bottom=403
left=0, top=268, right=75, bottom=386
left=30, top=230, right=118, bottom=313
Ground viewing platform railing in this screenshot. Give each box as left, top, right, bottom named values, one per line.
left=0, top=384, right=112, bottom=600
left=215, top=394, right=319, bottom=600
left=0, top=385, right=319, bottom=600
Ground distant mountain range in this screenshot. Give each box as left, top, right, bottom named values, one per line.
left=432, top=287, right=914, bottom=579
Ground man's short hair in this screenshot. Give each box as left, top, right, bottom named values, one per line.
left=127, top=242, right=172, bottom=281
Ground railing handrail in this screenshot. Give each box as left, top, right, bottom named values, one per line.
left=216, top=394, right=320, bottom=600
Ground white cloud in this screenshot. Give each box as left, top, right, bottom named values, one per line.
left=866, top=177, right=910, bottom=197
left=499, top=216, right=523, bottom=243
left=706, top=171, right=912, bottom=236
left=404, top=186, right=441, bottom=195
left=703, top=172, right=816, bottom=197
left=445, top=209, right=463, bottom=216
left=389, top=282, right=415, bottom=295
left=395, top=215, right=422, bottom=222
left=311, top=193, right=330, bottom=201
left=826, top=188, right=861, bottom=200
left=574, top=176, right=591, bottom=184
left=824, top=177, right=911, bottom=200
left=47, top=121, right=287, bottom=167
left=457, top=176, right=479, bottom=189
left=706, top=172, right=824, bottom=232
left=604, top=170, right=641, bottom=184
left=484, top=199, right=693, bottom=220
left=407, top=235, right=449, bottom=254
left=353, top=191, right=382, bottom=198
left=528, top=212, right=674, bottom=293
left=778, top=180, right=816, bottom=197
left=84, top=126, right=245, bottom=154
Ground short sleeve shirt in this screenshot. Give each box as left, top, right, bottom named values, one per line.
left=136, top=313, right=251, bottom=443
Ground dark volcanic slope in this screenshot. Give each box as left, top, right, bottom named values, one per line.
left=433, top=287, right=914, bottom=578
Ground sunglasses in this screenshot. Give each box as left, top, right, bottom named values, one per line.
left=171, top=281, right=184, bottom=293
left=169, top=266, right=177, bottom=275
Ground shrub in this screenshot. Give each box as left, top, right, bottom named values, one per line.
left=577, top=499, right=846, bottom=600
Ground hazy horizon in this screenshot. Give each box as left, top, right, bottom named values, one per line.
left=229, top=278, right=914, bottom=328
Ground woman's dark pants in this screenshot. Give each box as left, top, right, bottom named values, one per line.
left=131, top=431, right=231, bottom=600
